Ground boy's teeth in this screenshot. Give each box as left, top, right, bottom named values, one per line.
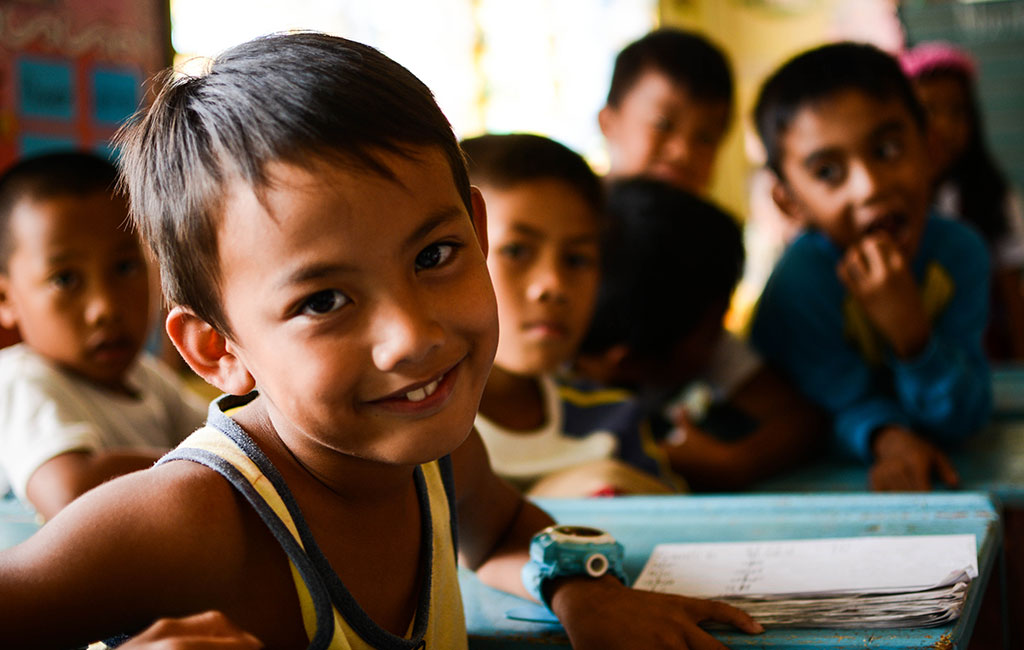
left=405, top=379, right=440, bottom=402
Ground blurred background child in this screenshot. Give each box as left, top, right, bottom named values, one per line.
left=462, top=133, right=680, bottom=497
left=599, top=27, right=733, bottom=196
left=751, top=43, right=992, bottom=492
left=0, top=151, right=206, bottom=519
left=901, top=41, right=1024, bottom=360
left=575, top=177, right=824, bottom=491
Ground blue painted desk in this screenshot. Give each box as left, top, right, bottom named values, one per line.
left=461, top=493, right=1000, bottom=649
left=0, top=494, right=38, bottom=548
left=751, top=368, right=1024, bottom=505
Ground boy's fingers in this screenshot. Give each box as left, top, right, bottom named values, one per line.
left=934, top=452, right=960, bottom=488
left=683, top=628, right=731, bottom=650
left=691, top=598, right=764, bottom=634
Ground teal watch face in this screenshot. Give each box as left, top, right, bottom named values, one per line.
left=522, top=524, right=628, bottom=609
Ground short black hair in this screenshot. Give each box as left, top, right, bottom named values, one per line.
left=0, top=150, right=119, bottom=270
left=579, top=177, right=743, bottom=358
left=755, top=41, right=926, bottom=178
left=461, top=133, right=604, bottom=215
left=117, top=32, right=470, bottom=337
left=606, top=28, right=733, bottom=110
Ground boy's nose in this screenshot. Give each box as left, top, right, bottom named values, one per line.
left=371, top=298, right=444, bottom=371
left=848, top=160, right=883, bottom=204
left=526, top=264, right=569, bottom=304
left=83, top=285, right=119, bottom=326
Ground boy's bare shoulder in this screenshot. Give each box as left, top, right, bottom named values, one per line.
left=3, top=458, right=255, bottom=613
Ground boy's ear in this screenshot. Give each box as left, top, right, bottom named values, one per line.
left=165, top=306, right=255, bottom=396
left=770, top=176, right=806, bottom=224
left=0, top=274, right=18, bottom=330
left=597, top=105, right=616, bottom=140
left=469, top=186, right=489, bottom=257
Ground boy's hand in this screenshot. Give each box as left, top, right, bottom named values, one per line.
left=870, top=426, right=959, bottom=491
left=119, top=611, right=263, bottom=649
left=837, top=233, right=931, bottom=358
left=550, top=574, right=763, bottom=649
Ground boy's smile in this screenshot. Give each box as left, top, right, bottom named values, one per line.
left=0, top=191, right=150, bottom=393
left=483, top=178, right=601, bottom=376
left=213, top=147, right=498, bottom=468
left=600, top=68, right=730, bottom=195
left=775, top=89, right=931, bottom=258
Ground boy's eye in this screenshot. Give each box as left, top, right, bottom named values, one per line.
left=812, top=161, right=845, bottom=185
left=115, top=259, right=143, bottom=276
left=564, top=251, right=597, bottom=269
left=653, top=117, right=673, bottom=133
left=415, top=242, right=459, bottom=271
left=300, top=289, right=348, bottom=316
left=498, top=242, right=531, bottom=262
left=50, top=270, right=80, bottom=290
left=876, top=137, right=904, bottom=161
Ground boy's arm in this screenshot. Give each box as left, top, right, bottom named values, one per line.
left=837, top=230, right=992, bottom=442
left=664, top=365, right=826, bottom=491
left=451, top=428, right=762, bottom=648
left=25, top=449, right=165, bottom=520
left=0, top=463, right=248, bottom=649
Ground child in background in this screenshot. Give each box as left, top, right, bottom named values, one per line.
left=575, top=178, right=824, bottom=491
left=900, top=41, right=1024, bottom=360
left=0, top=35, right=762, bottom=648
left=462, top=133, right=680, bottom=497
left=599, top=27, right=732, bottom=195
left=751, top=42, right=992, bottom=492
left=0, top=151, right=206, bottom=519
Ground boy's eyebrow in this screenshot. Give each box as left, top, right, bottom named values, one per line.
left=509, top=223, right=599, bottom=246
left=403, top=206, right=467, bottom=250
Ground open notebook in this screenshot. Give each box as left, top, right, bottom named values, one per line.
left=632, top=534, right=977, bottom=628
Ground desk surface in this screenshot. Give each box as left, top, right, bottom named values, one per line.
left=747, top=366, right=1024, bottom=504
left=462, top=493, right=1000, bottom=649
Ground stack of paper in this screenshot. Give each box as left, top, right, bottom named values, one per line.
left=633, top=534, right=977, bottom=628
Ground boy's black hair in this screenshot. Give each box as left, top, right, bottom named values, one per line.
left=579, top=177, right=743, bottom=359
left=460, top=133, right=604, bottom=215
left=0, top=150, right=119, bottom=270
left=755, top=41, right=926, bottom=178
left=117, top=32, right=470, bottom=337
left=606, top=28, right=733, bottom=110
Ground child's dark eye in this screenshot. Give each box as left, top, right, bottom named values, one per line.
left=876, top=138, right=904, bottom=161
left=499, top=242, right=530, bottom=261
left=415, top=242, right=459, bottom=271
left=565, top=252, right=597, bottom=269
left=812, top=162, right=844, bottom=185
left=115, top=259, right=143, bottom=276
left=50, top=270, right=80, bottom=290
left=300, top=289, right=348, bottom=316
left=653, top=117, right=673, bottom=132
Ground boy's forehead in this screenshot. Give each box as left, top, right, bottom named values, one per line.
left=782, top=89, right=917, bottom=156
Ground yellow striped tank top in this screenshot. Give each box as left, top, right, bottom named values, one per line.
left=158, top=394, right=467, bottom=650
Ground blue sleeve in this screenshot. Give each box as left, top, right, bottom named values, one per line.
left=889, top=223, right=992, bottom=443
left=751, top=242, right=901, bottom=461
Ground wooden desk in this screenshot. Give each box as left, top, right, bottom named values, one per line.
left=462, top=493, right=1001, bottom=649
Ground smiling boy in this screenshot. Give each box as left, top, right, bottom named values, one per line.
left=0, top=35, right=761, bottom=649
left=750, top=42, right=992, bottom=491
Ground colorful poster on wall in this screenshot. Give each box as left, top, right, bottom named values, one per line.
left=0, top=0, right=170, bottom=171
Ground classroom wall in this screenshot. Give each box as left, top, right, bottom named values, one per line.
left=0, top=0, right=171, bottom=171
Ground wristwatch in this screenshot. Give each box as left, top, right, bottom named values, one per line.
left=521, top=524, right=628, bottom=609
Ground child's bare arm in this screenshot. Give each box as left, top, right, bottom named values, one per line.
left=837, top=233, right=930, bottom=358
left=664, top=366, right=826, bottom=490
left=869, top=425, right=959, bottom=491
left=25, top=449, right=166, bottom=520
left=0, top=464, right=247, bottom=649
left=451, top=429, right=763, bottom=648
left=118, top=611, right=263, bottom=650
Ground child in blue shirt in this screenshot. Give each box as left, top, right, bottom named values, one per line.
left=462, top=133, right=679, bottom=496
left=0, top=34, right=761, bottom=648
left=750, top=42, right=992, bottom=491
